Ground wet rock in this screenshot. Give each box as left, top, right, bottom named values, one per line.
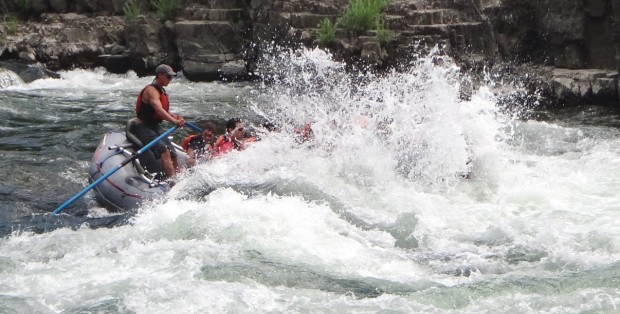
left=551, top=68, right=618, bottom=104
left=181, top=59, right=222, bottom=81
left=18, top=46, right=36, bottom=62
left=221, top=60, right=248, bottom=78
left=0, top=61, right=59, bottom=83
left=98, top=54, right=132, bottom=74
left=19, top=64, right=60, bottom=82
left=361, top=41, right=384, bottom=63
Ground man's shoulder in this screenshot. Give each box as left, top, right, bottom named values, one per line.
left=143, top=84, right=158, bottom=93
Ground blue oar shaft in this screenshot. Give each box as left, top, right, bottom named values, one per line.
left=184, top=121, right=202, bottom=132
left=52, top=126, right=179, bottom=215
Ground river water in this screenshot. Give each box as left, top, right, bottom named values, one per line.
left=1, top=49, right=619, bottom=313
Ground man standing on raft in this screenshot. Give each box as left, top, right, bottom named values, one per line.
left=134, top=64, right=185, bottom=178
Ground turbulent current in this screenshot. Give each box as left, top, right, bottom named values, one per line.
left=0, top=49, right=619, bottom=313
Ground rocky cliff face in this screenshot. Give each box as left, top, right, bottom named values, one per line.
left=482, top=0, right=620, bottom=106
left=1, top=0, right=619, bottom=105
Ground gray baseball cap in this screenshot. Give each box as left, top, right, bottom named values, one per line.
left=155, top=64, right=177, bottom=76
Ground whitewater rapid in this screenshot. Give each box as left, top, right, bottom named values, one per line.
left=0, top=48, right=619, bottom=313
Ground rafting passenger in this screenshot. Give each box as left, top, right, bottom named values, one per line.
left=254, top=119, right=314, bottom=145
left=295, top=122, right=314, bottom=143
left=133, top=64, right=185, bottom=178
left=214, top=118, right=257, bottom=155
left=184, top=121, right=218, bottom=168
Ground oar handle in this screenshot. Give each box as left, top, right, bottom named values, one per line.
left=52, top=126, right=179, bottom=215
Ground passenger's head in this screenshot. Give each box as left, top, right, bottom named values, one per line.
left=226, top=118, right=240, bottom=131
left=201, top=121, right=217, bottom=139
left=226, top=118, right=245, bottom=139
left=262, top=121, right=279, bottom=132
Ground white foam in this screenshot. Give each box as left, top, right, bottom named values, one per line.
left=1, top=48, right=620, bottom=312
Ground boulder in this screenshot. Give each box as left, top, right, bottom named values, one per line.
left=551, top=68, right=618, bottom=103
left=0, top=61, right=60, bottom=83
left=221, top=60, right=247, bottom=78
left=98, top=54, right=133, bottom=74
left=174, top=20, right=245, bottom=80
left=124, top=18, right=178, bottom=76
left=361, top=41, right=384, bottom=64
left=125, top=19, right=165, bottom=57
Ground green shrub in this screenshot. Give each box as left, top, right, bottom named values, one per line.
left=339, top=0, right=389, bottom=32
left=123, top=0, right=143, bottom=21
left=153, top=0, right=182, bottom=21
left=376, top=17, right=394, bottom=43
left=5, top=16, right=19, bottom=35
left=317, top=18, right=336, bottom=46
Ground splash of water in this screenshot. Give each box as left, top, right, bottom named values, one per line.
left=251, top=46, right=507, bottom=189
left=0, top=68, right=24, bottom=88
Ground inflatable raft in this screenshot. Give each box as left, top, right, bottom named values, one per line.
left=88, top=119, right=185, bottom=211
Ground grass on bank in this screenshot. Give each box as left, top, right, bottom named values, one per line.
left=317, top=18, right=337, bottom=46
left=153, top=0, right=183, bottom=21
left=317, top=0, right=394, bottom=45
left=123, top=0, right=182, bottom=21
left=4, top=16, right=19, bottom=35
left=376, top=16, right=394, bottom=43
left=339, top=0, right=389, bottom=32
left=123, top=0, right=143, bottom=20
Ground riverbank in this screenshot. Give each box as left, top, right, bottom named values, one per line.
left=0, top=0, right=619, bottom=106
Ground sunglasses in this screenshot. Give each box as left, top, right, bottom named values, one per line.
left=165, top=74, right=173, bottom=80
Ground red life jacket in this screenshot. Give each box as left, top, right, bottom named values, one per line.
left=181, top=134, right=198, bottom=150
left=214, top=135, right=236, bottom=156
left=136, top=83, right=170, bottom=124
